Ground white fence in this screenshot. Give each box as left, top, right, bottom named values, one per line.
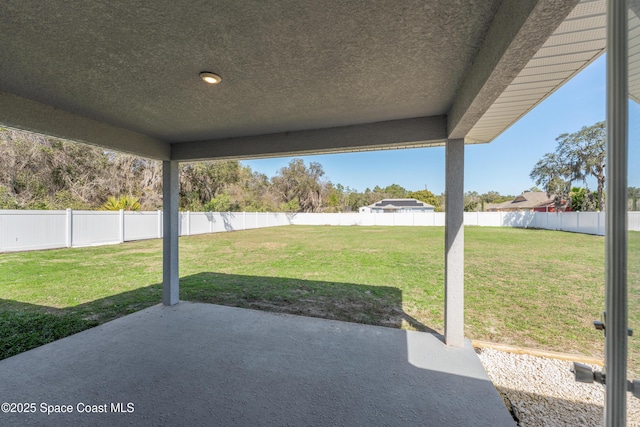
left=3, top=210, right=640, bottom=253
left=290, top=211, right=640, bottom=237
left=0, top=210, right=290, bottom=253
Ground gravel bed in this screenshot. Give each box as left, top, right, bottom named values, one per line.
left=476, top=348, right=640, bottom=426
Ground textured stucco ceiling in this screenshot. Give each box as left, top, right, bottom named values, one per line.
left=1, top=0, right=501, bottom=141
left=0, top=0, right=583, bottom=160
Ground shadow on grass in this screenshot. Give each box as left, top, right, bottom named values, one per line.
left=0, top=272, right=438, bottom=360
left=181, top=272, right=436, bottom=334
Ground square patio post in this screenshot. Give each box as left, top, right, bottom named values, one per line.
left=445, top=138, right=464, bottom=347
left=605, top=0, right=629, bottom=423
left=163, top=160, right=179, bottom=306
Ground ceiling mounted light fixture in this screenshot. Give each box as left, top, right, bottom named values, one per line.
left=200, top=72, right=222, bottom=84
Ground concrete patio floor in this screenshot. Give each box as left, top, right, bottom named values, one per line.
left=0, top=302, right=514, bottom=426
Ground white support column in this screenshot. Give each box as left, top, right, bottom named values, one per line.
left=445, top=138, right=465, bottom=347
left=605, top=0, right=629, bottom=424
left=163, top=160, right=180, bottom=306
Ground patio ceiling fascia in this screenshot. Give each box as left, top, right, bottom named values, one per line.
left=170, top=116, right=447, bottom=161
left=0, top=91, right=170, bottom=160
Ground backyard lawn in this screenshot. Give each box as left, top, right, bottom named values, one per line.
left=2, top=225, right=637, bottom=373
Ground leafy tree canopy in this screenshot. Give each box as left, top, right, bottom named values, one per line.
left=407, top=190, right=439, bottom=209
left=530, top=121, right=605, bottom=211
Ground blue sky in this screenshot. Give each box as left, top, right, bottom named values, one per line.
left=244, top=54, right=637, bottom=196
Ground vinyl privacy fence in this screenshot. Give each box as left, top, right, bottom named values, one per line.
left=290, top=211, right=639, bottom=237
left=2, top=210, right=640, bottom=253
left=0, top=210, right=290, bottom=252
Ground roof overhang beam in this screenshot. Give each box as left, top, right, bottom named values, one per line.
left=0, top=91, right=170, bottom=160
left=171, top=116, right=447, bottom=162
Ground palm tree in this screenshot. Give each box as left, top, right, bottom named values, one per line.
left=101, top=195, right=141, bottom=211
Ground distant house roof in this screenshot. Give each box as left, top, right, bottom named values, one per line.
left=487, top=192, right=554, bottom=211
left=368, top=199, right=434, bottom=210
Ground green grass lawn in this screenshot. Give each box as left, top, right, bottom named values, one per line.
left=2, top=225, right=637, bottom=373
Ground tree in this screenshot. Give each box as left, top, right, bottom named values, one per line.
left=324, top=182, right=345, bottom=212
left=530, top=121, right=606, bottom=211
left=347, top=192, right=367, bottom=212
left=180, top=160, right=241, bottom=211
left=481, top=191, right=512, bottom=204
left=0, top=128, right=111, bottom=209
left=558, top=121, right=606, bottom=210
left=235, top=168, right=279, bottom=212
left=569, top=187, right=598, bottom=212
left=463, top=191, right=481, bottom=212
left=407, top=189, right=439, bottom=209
left=530, top=153, right=571, bottom=210
left=271, top=159, right=326, bottom=212
left=383, top=184, right=407, bottom=198
left=629, top=187, right=640, bottom=211
left=204, top=192, right=237, bottom=212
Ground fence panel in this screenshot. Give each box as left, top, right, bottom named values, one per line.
left=546, top=213, right=563, bottom=230
left=244, top=212, right=259, bottom=230
left=0, top=210, right=68, bottom=252
left=561, top=212, right=579, bottom=233
left=575, top=212, right=601, bottom=235
left=226, top=212, right=245, bottom=230
left=629, top=212, right=640, bottom=231
left=72, top=211, right=121, bottom=247
left=393, top=213, right=414, bottom=226
left=373, top=213, right=394, bottom=226
left=530, top=212, right=547, bottom=229
left=124, top=211, right=160, bottom=241
left=257, top=212, right=268, bottom=229
left=360, top=213, right=373, bottom=226
left=411, top=212, right=432, bottom=226
left=338, top=213, right=360, bottom=226
left=188, top=212, right=212, bottom=235
left=463, top=212, right=479, bottom=226
left=476, top=212, right=503, bottom=227
left=276, top=213, right=293, bottom=226
left=291, top=213, right=322, bottom=226
left=179, top=212, right=188, bottom=236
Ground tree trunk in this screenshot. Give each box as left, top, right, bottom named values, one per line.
left=597, top=168, right=605, bottom=211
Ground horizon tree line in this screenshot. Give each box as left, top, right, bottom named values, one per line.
left=0, top=127, right=549, bottom=213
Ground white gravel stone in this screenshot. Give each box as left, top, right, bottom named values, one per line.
left=476, top=348, right=640, bottom=426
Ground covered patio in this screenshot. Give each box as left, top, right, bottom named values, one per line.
left=1, top=0, right=633, bottom=424
left=0, top=302, right=513, bottom=425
